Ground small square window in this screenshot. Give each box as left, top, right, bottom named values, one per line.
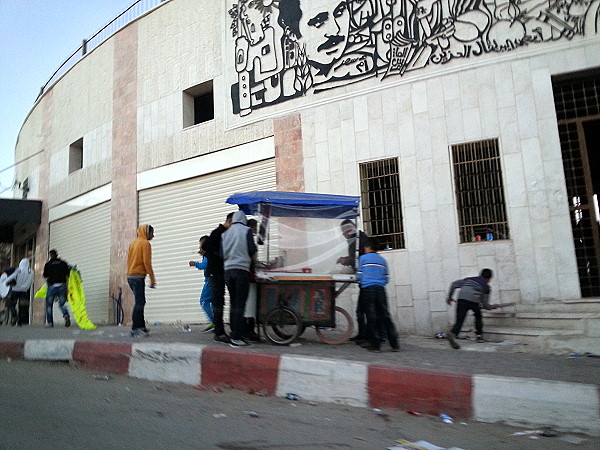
left=69, top=138, right=83, bottom=174
left=183, top=80, right=214, bottom=128
left=451, top=139, right=510, bottom=243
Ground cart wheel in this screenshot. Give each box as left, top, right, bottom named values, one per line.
left=315, top=306, right=354, bottom=344
left=263, top=307, right=302, bottom=345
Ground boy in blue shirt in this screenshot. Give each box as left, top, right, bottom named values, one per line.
left=189, top=235, right=214, bottom=333
left=356, top=239, right=399, bottom=352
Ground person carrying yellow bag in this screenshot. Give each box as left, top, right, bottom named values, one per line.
left=39, top=250, right=96, bottom=330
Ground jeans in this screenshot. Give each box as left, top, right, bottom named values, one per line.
left=12, top=290, right=30, bottom=325
left=208, top=274, right=226, bottom=336
left=46, top=284, right=69, bottom=325
left=6, top=294, right=17, bottom=325
left=127, top=277, right=146, bottom=330
left=362, top=285, right=399, bottom=350
left=451, top=299, right=483, bottom=336
left=225, top=269, right=250, bottom=340
left=355, top=290, right=367, bottom=338
left=199, top=285, right=214, bottom=323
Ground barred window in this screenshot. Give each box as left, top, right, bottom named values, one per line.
left=452, top=139, right=509, bottom=243
left=359, top=158, right=404, bottom=250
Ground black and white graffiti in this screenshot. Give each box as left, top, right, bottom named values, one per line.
left=229, top=0, right=600, bottom=116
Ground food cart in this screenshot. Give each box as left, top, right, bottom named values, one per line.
left=226, top=191, right=360, bottom=345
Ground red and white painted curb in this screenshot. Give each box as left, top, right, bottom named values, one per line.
left=2, top=340, right=599, bottom=435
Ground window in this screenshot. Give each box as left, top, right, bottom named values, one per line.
left=183, top=80, right=214, bottom=128
left=359, top=158, right=405, bottom=249
left=451, top=138, right=509, bottom=243
left=69, top=138, right=83, bottom=174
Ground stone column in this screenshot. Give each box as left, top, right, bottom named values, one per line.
left=274, top=114, right=304, bottom=191
left=109, top=23, right=138, bottom=325
left=32, top=91, right=54, bottom=324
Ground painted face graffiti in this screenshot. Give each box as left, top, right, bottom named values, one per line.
left=229, top=0, right=600, bottom=116
left=300, top=1, right=351, bottom=67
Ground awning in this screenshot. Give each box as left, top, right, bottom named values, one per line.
left=0, top=198, right=42, bottom=243
left=226, top=191, right=360, bottom=218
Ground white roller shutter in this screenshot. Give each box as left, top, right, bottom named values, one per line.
left=138, top=159, right=275, bottom=324
left=49, top=201, right=111, bottom=324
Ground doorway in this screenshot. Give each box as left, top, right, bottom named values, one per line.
left=553, top=68, right=600, bottom=297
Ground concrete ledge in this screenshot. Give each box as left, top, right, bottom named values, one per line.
left=473, top=375, right=600, bottom=435
left=24, top=339, right=75, bottom=361
left=73, top=341, right=132, bottom=374
left=368, top=366, right=472, bottom=417
left=0, top=341, right=24, bottom=360
left=277, top=355, right=369, bottom=407
left=128, top=343, right=203, bottom=385
left=202, top=348, right=280, bottom=394
left=2, top=338, right=599, bottom=435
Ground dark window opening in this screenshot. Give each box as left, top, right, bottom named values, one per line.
left=359, top=158, right=405, bottom=250
left=183, top=80, right=214, bottom=128
left=69, top=138, right=83, bottom=174
left=553, top=68, right=600, bottom=296
left=451, top=139, right=509, bottom=243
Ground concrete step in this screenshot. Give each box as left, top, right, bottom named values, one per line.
left=484, top=312, right=600, bottom=332
left=485, top=326, right=600, bottom=354
left=515, top=299, right=600, bottom=313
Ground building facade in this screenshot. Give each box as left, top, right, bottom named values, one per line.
left=12, top=0, right=600, bottom=335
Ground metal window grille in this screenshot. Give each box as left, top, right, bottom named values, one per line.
left=552, top=70, right=600, bottom=297
left=451, top=139, right=509, bottom=243
left=359, top=158, right=404, bottom=249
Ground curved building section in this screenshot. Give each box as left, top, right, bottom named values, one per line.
left=12, top=0, right=600, bottom=333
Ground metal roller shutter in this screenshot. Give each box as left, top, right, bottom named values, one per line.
left=49, top=201, right=111, bottom=325
left=138, top=159, right=276, bottom=324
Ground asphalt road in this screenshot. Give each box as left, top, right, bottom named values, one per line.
left=1, top=359, right=598, bottom=449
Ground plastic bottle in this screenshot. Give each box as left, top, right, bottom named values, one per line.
left=439, top=413, right=453, bottom=423
left=286, top=393, right=299, bottom=400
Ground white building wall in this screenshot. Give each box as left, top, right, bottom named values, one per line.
left=299, top=38, right=599, bottom=332
left=135, top=0, right=273, bottom=174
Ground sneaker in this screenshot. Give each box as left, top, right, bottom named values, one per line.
left=213, top=334, right=230, bottom=344
left=447, top=333, right=461, bottom=349
left=130, top=329, right=149, bottom=338
left=349, top=335, right=366, bottom=342
left=476, top=335, right=485, bottom=343
left=44, top=323, right=54, bottom=328
left=365, top=345, right=380, bottom=352
left=245, top=331, right=261, bottom=342
left=229, top=338, right=251, bottom=348
left=203, top=323, right=215, bottom=333
left=64, top=316, right=71, bottom=328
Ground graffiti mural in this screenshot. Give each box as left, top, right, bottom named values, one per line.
left=229, top=0, right=600, bottom=116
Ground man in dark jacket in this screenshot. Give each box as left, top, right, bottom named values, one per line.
left=336, top=219, right=370, bottom=343
left=221, top=210, right=257, bottom=347
left=446, top=268, right=496, bottom=349
left=202, top=212, right=233, bottom=343
left=43, top=249, right=71, bottom=328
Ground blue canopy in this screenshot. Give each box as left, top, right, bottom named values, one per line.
left=226, top=191, right=360, bottom=219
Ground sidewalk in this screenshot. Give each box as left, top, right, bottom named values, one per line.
left=1, top=323, right=599, bottom=435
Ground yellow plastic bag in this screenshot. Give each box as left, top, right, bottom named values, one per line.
left=35, top=284, right=47, bottom=299
left=67, top=268, right=96, bottom=330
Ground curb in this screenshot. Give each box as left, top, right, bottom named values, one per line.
left=2, top=339, right=599, bottom=435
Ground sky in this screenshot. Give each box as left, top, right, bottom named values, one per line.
left=0, top=0, right=138, bottom=198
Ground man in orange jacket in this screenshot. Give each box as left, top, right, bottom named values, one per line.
left=127, top=224, right=156, bottom=337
